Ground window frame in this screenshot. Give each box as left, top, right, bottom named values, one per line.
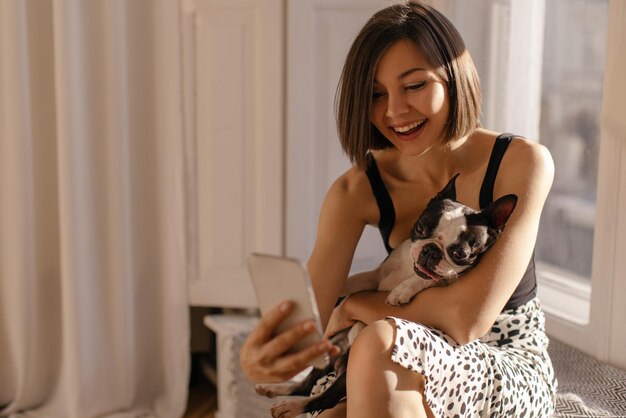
left=475, top=0, right=626, bottom=366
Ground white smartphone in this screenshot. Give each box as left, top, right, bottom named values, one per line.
left=246, top=253, right=330, bottom=369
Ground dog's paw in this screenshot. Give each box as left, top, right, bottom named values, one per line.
left=270, top=398, right=307, bottom=418
left=386, top=280, right=422, bottom=306
left=385, top=289, right=413, bottom=306
left=255, top=382, right=296, bottom=398
left=255, top=383, right=276, bottom=398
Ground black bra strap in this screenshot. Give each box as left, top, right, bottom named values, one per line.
left=479, top=133, right=515, bottom=209
left=365, top=153, right=395, bottom=254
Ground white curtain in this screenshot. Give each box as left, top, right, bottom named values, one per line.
left=0, top=1, right=189, bottom=417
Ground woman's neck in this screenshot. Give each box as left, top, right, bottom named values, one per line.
left=382, top=133, right=475, bottom=185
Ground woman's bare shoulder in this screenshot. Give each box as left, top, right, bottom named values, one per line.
left=504, top=136, right=553, bottom=179
left=496, top=135, right=555, bottom=201
left=325, top=164, right=378, bottom=225
left=330, top=164, right=371, bottom=195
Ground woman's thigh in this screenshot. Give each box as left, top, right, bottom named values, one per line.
left=346, top=320, right=432, bottom=418
left=317, top=401, right=346, bottom=418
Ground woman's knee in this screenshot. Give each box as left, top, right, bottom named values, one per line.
left=346, top=320, right=430, bottom=416
left=350, top=319, right=396, bottom=360
left=348, top=319, right=426, bottom=391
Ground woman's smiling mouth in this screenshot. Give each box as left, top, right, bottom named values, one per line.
left=391, top=119, right=427, bottom=140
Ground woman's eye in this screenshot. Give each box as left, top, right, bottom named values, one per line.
left=372, top=91, right=385, bottom=101
left=406, top=82, right=426, bottom=91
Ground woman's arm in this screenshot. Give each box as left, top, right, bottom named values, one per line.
left=308, top=168, right=376, bottom=329
left=239, top=167, right=373, bottom=383
left=332, top=139, right=554, bottom=344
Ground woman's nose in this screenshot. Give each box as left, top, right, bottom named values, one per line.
left=385, top=92, right=409, bottom=118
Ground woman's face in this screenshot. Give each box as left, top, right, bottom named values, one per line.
left=370, top=39, right=450, bottom=156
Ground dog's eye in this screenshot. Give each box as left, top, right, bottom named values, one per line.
left=411, top=223, right=426, bottom=240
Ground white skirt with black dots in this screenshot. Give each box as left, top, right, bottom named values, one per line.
left=309, top=297, right=557, bottom=417
left=388, top=297, right=558, bottom=417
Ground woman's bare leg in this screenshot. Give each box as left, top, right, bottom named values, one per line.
left=346, top=320, right=434, bottom=418
left=317, top=401, right=347, bottom=418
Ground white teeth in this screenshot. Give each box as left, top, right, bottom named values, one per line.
left=393, top=120, right=425, bottom=133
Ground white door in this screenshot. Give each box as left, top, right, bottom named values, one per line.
left=182, top=0, right=284, bottom=308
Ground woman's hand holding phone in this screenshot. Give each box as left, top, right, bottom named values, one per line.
left=239, top=300, right=340, bottom=383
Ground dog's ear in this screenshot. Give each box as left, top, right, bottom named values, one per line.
left=434, top=173, right=460, bottom=201
left=483, top=194, right=518, bottom=234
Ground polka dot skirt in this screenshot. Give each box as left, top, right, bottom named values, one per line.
left=388, top=297, right=558, bottom=417
left=308, top=298, right=557, bottom=417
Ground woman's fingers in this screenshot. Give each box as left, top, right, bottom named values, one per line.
left=240, top=300, right=341, bottom=383
left=261, top=319, right=318, bottom=358
left=272, top=339, right=337, bottom=380
left=240, top=302, right=294, bottom=382
left=248, top=301, right=294, bottom=345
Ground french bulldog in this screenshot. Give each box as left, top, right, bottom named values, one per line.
left=255, top=174, right=517, bottom=418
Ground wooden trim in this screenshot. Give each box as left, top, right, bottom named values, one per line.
left=592, top=0, right=626, bottom=368
left=537, top=262, right=591, bottom=326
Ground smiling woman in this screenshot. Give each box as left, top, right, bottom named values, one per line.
left=240, top=1, right=557, bottom=417
left=369, top=40, right=450, bottom=157
left=336, top=7, right=481, bottom=170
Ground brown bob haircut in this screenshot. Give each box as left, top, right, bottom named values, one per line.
left=336, top=1, right=482, bottom=169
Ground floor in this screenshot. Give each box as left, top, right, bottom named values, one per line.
left=548, top=338, right=626, bottom=417
left=183, top=378, right=217, bottom=418
left=183, top=354, right=218, bottom=418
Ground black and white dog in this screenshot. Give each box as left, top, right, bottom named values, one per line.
left=255, top=174, right=517, bottom=417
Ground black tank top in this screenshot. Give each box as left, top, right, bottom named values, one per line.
left=365, top=133, right=536, bottom=311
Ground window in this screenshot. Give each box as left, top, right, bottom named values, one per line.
left=447, top=0, right=626, bottom=361
left=535, top=0, right=609, bottom=326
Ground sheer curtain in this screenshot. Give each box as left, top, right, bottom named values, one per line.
left=0, top=1, right=189, bottom=417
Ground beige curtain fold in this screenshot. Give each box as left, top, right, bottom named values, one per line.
left=0, top=1, right=189, bottom=417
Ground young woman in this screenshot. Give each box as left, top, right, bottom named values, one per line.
left=240, top=2, right=558, bottom=417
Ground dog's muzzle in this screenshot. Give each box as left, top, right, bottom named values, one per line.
left=412, top=243, right=446, bottom=281
left=419, top=243, right=443, bottom=268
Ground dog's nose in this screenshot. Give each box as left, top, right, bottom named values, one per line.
left=420, top=243, right=443, bottom=268
left=423, top=243, right=441, bottom=255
